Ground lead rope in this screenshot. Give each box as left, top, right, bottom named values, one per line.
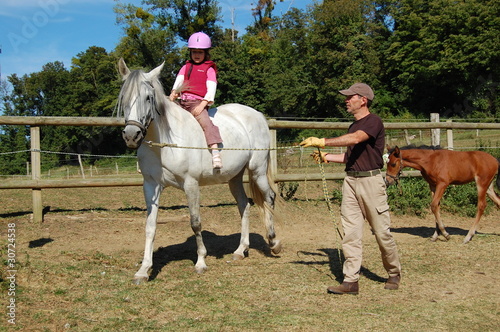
left=315, top=148, right=343, bottom=264
left=143, top=141, right=298, bottom=151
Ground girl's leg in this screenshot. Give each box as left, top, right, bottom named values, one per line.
left=210, top=143, right=222, bottom=169
left=180, top=100, right=223, bottom=168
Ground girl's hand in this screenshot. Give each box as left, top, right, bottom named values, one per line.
left=169, top=90, right=179, bottom=101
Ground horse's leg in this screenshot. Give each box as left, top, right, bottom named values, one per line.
left=184, top=179, right=207, bottom=273
left=252, top=172, right=282, bottom=255
left=486, top=181, right=500, bottom=208
left=228, top=175, right=251, bottom=260
left=134, top=180, right=162, bottom=284
left=429, top=184, right=450, bottom=241
left=463, top=180, right=492, bottom=244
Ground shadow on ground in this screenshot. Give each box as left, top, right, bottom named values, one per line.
left=148, top=231, right=275, bottom=281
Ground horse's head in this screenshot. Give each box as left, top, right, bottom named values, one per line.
left=385, top=145, right=403, bottom=186
left=117, top=58, right=164, bottom=149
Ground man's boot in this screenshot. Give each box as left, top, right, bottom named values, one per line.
left=327, top=281, right=359, bottom=295
left=384, top=275, right=401, bottom=290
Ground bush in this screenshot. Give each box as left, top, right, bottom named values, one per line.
left=442, top=182, right=491, bottom=217
left=386, top=177, right=495, bottom=218
left=387, top=177, right=430, bottom=217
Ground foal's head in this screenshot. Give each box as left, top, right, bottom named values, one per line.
left=385, top=145, right=403, bottom=186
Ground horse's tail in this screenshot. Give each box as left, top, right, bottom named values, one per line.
left=247, top=158, right=284, bottom=227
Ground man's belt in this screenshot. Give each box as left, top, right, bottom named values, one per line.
left=345, top=169, right=381, bottom=177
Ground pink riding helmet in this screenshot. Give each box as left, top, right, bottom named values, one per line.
left=188, top=32, right=212, bottom=49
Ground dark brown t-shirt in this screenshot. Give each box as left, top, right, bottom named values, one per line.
left=345, top=113, right=385, bottom=172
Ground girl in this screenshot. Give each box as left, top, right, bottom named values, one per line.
left=169, top=32, right=223, bottom=169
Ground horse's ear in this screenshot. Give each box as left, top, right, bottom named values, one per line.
left=118, top=58, right=130, bottom=80
left=145, top=62, right=165, bottom=81
left=394, top=146, right=400, bottom=157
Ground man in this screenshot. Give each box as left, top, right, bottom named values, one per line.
left=300, top=83, right=401, bottom=295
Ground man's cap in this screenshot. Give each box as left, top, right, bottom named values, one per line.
left=339, top=83, right=374, bottom=101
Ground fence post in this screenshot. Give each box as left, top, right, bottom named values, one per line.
left=78, top=154, right=85, bottom=179
left=430, top=113, right=440, bottom=146
left=270, top=129, right=278, bottom=176
left=446, top=119, right=454, bottom=150
left=30, top=126, right=43, bottom=223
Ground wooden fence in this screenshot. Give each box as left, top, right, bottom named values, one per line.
left=1, top=114, right=499, bottom=222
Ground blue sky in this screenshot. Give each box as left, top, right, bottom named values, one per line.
left=0, top=0, right=312, bottom=79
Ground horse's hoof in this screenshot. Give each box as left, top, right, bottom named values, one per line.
left=232, top=253, right=245, bottom=261
left=195, top=266, right=207, bottom=274
left=132, top=276, right=148, bottom=285
left=270, top=240, right=282, bottom=255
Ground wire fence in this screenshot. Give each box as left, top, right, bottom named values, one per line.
left=1, top=129, right=499, bottom=180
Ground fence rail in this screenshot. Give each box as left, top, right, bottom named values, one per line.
left=1, top=115, right=499, bottom=222
left=2, top=116, right=500, bottom=129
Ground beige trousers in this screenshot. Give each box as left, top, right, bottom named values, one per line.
left=340, top=174, right=401, bottom=282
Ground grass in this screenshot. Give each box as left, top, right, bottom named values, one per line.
left=1, top=129, right=499, bottom=331
left=1, top=183, right=499, bottom=331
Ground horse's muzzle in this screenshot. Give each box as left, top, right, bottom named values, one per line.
left=384, top=175, right=396, bottom=187
left=122, top=124, right=144, bottom=149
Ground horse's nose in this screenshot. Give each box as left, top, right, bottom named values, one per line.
left=384, top=177, right=393, bottom=187
left=122, top=126, right=143, bottom=149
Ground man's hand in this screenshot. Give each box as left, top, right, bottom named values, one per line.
left=299, top=137, right=326, bottom=148
left=311, top=151, right=329, bottom=164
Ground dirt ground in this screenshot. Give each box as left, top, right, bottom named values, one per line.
left=2, top=183, right=499, bottom=331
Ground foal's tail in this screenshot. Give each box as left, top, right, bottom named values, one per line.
left=496, top=159, right=500, bottom=191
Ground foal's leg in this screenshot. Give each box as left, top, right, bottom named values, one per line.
left=184, top=179, right=207, bottom=273
left=429, top=184, right=451, bottom=241
left=463, top=180, right=496, bottom=244
left=486, top=181, right=500, bottom=208
left=228, top=175, right=251, bottom=260
left=134, top=180, right=162, bottom=284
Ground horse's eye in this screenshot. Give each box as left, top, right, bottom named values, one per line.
left=390, top=163, right=397, bottom=167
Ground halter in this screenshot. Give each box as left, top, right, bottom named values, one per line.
left=387, top=153, right=404, bottom=195
left=386, top=153, right=404, bottom=182
left=124, top=80, right=157, bottom=135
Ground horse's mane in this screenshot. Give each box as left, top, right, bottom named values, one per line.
left=150, top=75, right=169, bottom=123
left=388, top=144, right=442, bottom=153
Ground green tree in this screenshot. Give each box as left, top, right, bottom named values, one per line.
left=307, top=0, right=384, bottom=118
left=212, top=30, right=248, bottom=104
left=71, top=46, right=119, bottom=117
left=142, top=0, right=222, bottom=42
left=385, top=0, right=500, bottom=118
left=248, top=0, right=283, bottom=37
left=0, top=79, right=30, bottom=175
left=65, top=47, right=126, bottom=159
left=261, top=8, right=313, bottom=118
left=114, top=3, right=179, bottom=73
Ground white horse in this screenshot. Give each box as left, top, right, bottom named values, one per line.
left=117, top=58, right=282, bottom=284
